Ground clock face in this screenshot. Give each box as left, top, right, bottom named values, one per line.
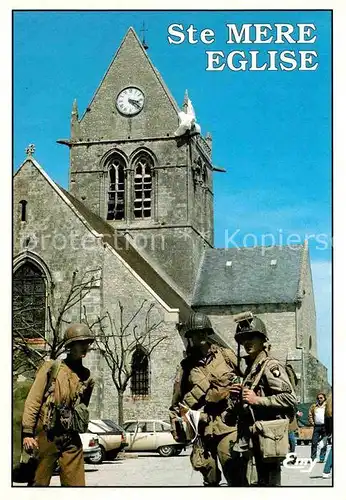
left=116, top=87, right=145, bottom=116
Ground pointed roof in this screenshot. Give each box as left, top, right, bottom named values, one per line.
left=192, top=246, right=307, bottom=306
left=81, top=27, right=180, bottom=121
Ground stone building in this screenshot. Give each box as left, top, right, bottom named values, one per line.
left=192, top=244, right=329, bottom=402
left=13, top=27, right=328, bottom=418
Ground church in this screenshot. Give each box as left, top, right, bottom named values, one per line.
left=13, top=27, right=329, bottom=420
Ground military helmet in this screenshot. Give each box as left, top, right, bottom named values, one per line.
left=184, top=312, right=214, bottom=338
left=64, top=323, right=94, bottom=347
left=233, top=311, right=269, bottom=343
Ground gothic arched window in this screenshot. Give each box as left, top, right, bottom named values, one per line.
left=131, top=347, right=149, bottom=396
left=13, top=262, right=46, bottom=340
left=133, top=154, right=153, bottom=219
left=107, top=155, right=126, bottom=220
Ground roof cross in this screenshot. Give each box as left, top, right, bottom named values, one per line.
left=25, top=144, right=35, bottom=156
left=140, top=22, right=149, bottom=50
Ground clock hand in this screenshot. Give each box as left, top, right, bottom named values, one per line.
left=128, top=98, right=141, bottom=109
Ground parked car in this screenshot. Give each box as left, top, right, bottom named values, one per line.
left=85, top=419, right=128, bottom=464
left=123, top=419, right=185, bottom=457
left=79, top=432, right=101, bottom=461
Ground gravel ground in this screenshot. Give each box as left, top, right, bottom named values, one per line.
left=41, top=444, right=333, bottom=487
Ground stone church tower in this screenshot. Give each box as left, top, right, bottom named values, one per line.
left=59, top=28, right=214, bottom=300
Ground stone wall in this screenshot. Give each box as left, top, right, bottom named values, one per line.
left=99, top=244, right=184, bottom=422
left=298, top=256, right=317, bottom=357
left=305, top=353, right=331, bottom=403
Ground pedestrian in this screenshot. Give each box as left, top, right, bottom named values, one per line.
left=230, top=311, right=297, bottom=486
left=22, top=323, right=95, bottom=486
left=308, top=392, right=328, bottom=463
left=169, top=312, right=244, bottom=486
left=322, top=392, right=332, bottom=479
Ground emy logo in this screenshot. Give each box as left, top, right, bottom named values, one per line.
left=282, top=453, right=318, bottom=473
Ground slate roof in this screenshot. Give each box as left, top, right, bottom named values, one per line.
left=60, top=188, right=193, bottom=319
left=192, top=246, right=305, bottom=306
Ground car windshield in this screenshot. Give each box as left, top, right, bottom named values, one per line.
left=101, top=419, right=125, bottom=432
left=89, top=421, right=113, bottom=433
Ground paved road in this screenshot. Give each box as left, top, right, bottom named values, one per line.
left=46, top=445, right=332, bottom=487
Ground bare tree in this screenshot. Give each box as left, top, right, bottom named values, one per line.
left=13, top=268, right=100, bottom=378
left=85, top=300, right=167, bottom=425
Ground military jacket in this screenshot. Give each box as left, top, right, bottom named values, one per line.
left=170, top=343, right=241, bottom=437
left=22, top=358, right=94, bottom=437
left=242, top=350, right=297, bottom=421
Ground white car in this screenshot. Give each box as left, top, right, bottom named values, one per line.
left=123, top=419, right=186, bottom=457
left=79, top=432, right=101, bottom=462
left=85, top=420, right=128, bottom=464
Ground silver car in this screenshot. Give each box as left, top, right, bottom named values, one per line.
left=123, top=419, right=185, bottom=457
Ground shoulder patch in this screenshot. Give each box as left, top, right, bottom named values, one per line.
left=270, top=365, right=281, bottom=377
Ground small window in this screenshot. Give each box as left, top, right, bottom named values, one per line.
left=19, top=200, right=27, bottom=222
left=131, top=346, right=149, bottom=396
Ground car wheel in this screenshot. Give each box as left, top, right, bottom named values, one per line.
left=304, top=440, right=310, bottom=446
left=87, top=445, right=105, bottom=464
left=297, top=440, right=302, bottom=446
left=158, top=445, right=175, bottom=457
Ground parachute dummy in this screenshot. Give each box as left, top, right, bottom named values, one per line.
left=174, top=96, right=201, bottom=137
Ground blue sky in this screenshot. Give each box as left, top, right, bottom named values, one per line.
left=13, top=10, right=332, bottom=379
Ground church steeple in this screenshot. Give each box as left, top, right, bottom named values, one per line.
left=65, top=27, right=214, bottom=298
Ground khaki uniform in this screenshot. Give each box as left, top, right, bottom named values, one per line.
left=22, top=358, right=94, bottom=486
left=237, top=350, right=297, bottom=486
left=170, top=344, right=242, bottom=486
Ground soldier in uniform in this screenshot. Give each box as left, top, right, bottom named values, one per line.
left=169, top=312, right=243, bottom=486
left=230, top=312, right=297, bottom=486
left=22, top=323, right=95, bottom=486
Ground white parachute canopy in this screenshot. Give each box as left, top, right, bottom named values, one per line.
left=174, top=97, right=201, bottom=137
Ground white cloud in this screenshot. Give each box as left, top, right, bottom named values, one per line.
left=311, top=260, right=332, bottom=382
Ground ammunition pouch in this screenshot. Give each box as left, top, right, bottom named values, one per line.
left=46, top=402, right=89, bottom=434
left=252, top=418, right=289, bottom=461
left=71, top=403, right=89, bottom=434
left=190, top=437, right=213, bottom=472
